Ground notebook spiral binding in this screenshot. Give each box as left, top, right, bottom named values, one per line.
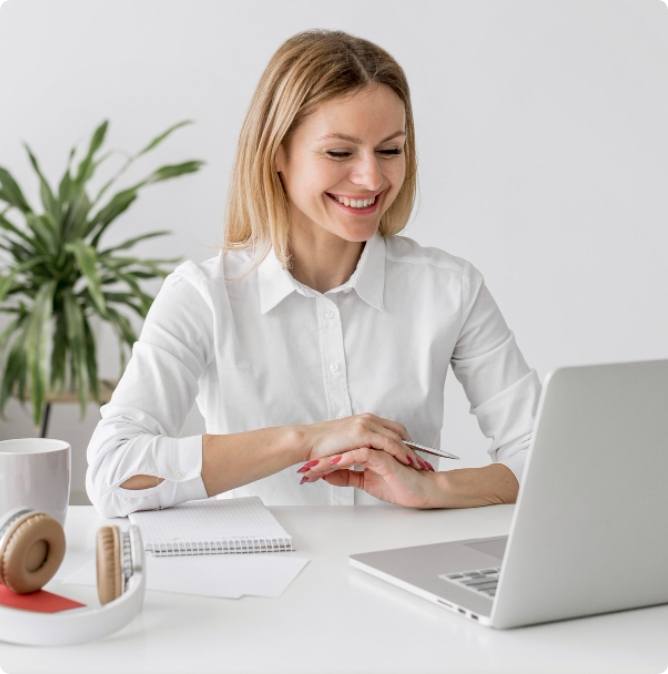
left=147, top=536, right=295, bottom=557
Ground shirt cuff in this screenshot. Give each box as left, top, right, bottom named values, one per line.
left=159, top=472, right=209, bottom=507
left=155, top=433, right=208, bottom=507
left=495, top=448, right=528, bottom=487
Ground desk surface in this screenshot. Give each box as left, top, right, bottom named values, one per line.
left=1, top=505, right=667, bottom=674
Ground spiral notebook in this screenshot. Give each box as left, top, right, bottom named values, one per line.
left=127, top=496, right=295, bottom=557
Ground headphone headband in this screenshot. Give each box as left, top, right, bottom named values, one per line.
left=0, top=520, right=146, bottom=646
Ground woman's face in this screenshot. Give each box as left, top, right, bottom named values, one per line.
left=276, top=83, right=407, bottom=243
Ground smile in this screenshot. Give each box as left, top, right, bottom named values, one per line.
left=325, top=191, right=383, bottom=215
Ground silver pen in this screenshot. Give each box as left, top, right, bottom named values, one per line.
left=403, top=440, right=460, bottom=461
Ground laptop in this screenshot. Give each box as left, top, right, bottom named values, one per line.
left=349, top=359, right=668, bottom=628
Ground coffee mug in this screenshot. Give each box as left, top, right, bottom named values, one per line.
left=0, top=438, right=71, bottom=526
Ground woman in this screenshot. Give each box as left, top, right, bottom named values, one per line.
left=86, top=29, right=541, bottom=518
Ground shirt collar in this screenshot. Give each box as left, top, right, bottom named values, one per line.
left=257, top=245, right=297, bottom=314
left=341, top=231, right=386, bottom=311
left=258, top=231, right=386, bottom=314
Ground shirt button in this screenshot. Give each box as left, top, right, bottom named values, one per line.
left=330, top=362, right=341, bottom=374
left=325, top=310, right=335, bottom=320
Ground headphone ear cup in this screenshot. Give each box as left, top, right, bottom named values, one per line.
left=0, top=512, right=65, bottom=594
left=96, top=525, right=123, bottom=605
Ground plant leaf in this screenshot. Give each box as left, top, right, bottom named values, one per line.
left=87, top=187, right=138, bottom=247
left=62, top=187, right=92, bottom=243
left=0, top=166, right=32, bottom=213
left=64, top=239, right=107, bottom=316
left=104, top=305, right=137, bottom=347
left=0, top=270, right=16, bottom=304
left=57, top=145, right=77, bottom=204
left=23, top=142, right=61, bottom=224
left=50, top=310, right=68, bottom=394
left=89, top=120, right=194, bottom=210
left=73, top=120, right=109, bottom=186
left=98, top=229, right=171, bottom=257
left=136, top=119, right=194, bottom=157
left=103, top=291, right=146, bottom=318
left=25, top=213, right=56, bottom=255
left=140, top=160, right=204, bottom=186
left=0, top=337, right=27, bottom=420
left=82, top=312, right=100, bottom=404
left=24, top=281, right=55, bottom=426
left=0, top=211, right=40, bottom=252
left=0, top=314, right=23, bottom=355
left=63, top=290, right=88, bottom=405
left=1, top=238, right=35, bottom=264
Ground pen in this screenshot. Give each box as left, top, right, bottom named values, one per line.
left=402, top=440, right=460, bottom=461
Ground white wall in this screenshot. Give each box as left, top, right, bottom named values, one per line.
left=1, top=0, right=667, bottom=504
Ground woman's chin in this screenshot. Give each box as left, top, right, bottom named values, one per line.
left=330, top=221, right=380, bottom=242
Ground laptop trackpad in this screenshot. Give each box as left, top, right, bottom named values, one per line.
left=464, top=537, right=507, bottom=561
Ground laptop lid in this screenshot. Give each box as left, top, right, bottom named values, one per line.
left=491, top=359, right=668, bottom=628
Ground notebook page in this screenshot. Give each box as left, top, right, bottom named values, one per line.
left=128, top=496, right=293, bottom=552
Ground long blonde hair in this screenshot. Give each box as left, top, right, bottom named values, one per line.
left=224, top=29, right=417, bottom=270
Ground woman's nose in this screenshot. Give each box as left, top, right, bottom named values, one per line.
left=350, top=154, right=384, bottom=192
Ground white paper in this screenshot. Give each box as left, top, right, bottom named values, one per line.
left=62, top=553, right=309, bottom=599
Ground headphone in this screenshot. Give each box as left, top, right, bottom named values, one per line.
left=0, top=506, right=146, bottom=646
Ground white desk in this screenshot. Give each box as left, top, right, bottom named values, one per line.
left=1, top=505, right=667, bottom=673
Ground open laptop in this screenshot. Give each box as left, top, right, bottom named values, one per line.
left=349, top=359, right=668, bottom=628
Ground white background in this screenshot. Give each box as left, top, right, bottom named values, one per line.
left=1, top=0, right=667, bottom=505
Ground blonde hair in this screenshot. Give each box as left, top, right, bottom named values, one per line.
left=223, top=29, right=417, bottom=271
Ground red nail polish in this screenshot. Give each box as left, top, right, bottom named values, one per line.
left=406, top=455, right=414, bottom=466
left=299, top=476, right=308, bottom=485
left=329, top=455, right=342, bottom=465
left=419, top=459, right=429, bottom=471
left=298, top=460, right=319, bottom=473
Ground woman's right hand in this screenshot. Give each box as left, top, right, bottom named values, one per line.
left=296, top=413, right=433, bottom=473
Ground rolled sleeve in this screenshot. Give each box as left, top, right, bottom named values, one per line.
left=450, top=263, right=542, bottom=486
left=85, top=268, right=212, bottom=518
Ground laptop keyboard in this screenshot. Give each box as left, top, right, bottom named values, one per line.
left=440, top=567, right=500, bottom=598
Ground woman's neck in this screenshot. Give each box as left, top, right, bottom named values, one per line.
left=288, top=225, right=366, bottom=294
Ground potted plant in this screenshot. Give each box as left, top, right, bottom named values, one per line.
left=0, top=119, right=204, bottom=432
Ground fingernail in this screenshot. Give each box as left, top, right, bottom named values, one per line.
left=427, top=462, right=435, bottom=471
left=297, top=460, right=319, bottom=473
left=418, top=459, right=429, bottom=471
left=406, top=455, right=414, bottom=466
left=299, top=476, right=308, bottom=484
left=329, top=455, right=342, bottom=465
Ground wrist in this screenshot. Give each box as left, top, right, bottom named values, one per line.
left=285, top=424, right=311, bottom=464
left=424, top=470, right=454, bottom=508
left=427, top=464, right=520, bottom=509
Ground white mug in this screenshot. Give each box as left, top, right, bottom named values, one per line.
left=0, top=438, right=71, bottom=526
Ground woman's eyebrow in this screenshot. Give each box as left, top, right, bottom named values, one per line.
left=317, top=130, right=406, bottom=144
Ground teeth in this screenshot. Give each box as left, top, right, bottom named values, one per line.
left=333, top=194, right=376, bottom=208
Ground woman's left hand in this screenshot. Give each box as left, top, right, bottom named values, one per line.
left=296, top=447, right=440, bottom=508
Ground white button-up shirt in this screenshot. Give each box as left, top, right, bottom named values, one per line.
left=85, top=232, right=541, bottom=517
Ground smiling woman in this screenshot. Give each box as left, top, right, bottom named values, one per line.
left=85, top=29, right=541, bottom=518
left=276, top=83, right=408, bottom=292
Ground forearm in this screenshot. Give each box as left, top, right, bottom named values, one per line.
left=120, top=425, right=309, bottom=495
left=201, top=425, right=308, bottom=496
left=427, top=463, right=519, bottom=508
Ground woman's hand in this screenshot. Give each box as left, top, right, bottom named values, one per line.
left=298, top=452, right=521, bottom=509
left=298, top=447, right=439, bottom=508
left=297, top=413, right=434, bottom=473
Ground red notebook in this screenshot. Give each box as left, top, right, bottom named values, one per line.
left=0, top=584, right=85, bottom=613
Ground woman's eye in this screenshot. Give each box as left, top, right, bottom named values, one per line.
left=326, top=149, right=403, bottom=159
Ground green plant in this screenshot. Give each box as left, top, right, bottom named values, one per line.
left=0, top=119, right=204, bottom=426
